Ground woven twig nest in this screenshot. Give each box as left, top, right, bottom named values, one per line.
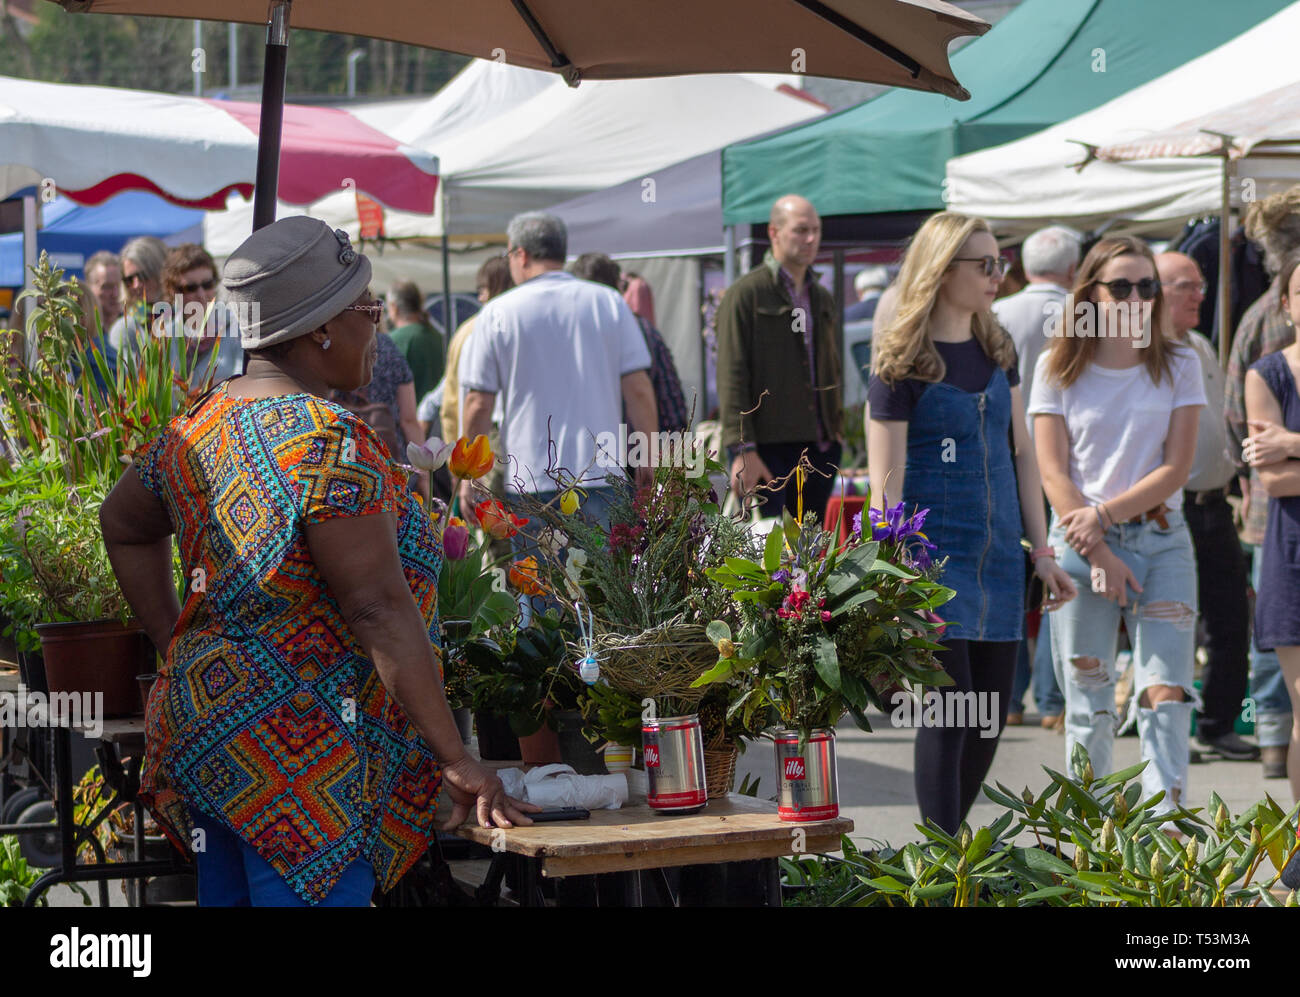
left=586, top=618, right=718, bottom=705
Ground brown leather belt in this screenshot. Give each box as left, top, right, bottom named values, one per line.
left=1125, top=502, right=1170, bottom=529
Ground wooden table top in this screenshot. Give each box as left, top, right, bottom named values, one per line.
left=451, top=792, right=853, bottom=877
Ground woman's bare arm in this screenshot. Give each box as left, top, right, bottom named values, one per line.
left=1247, top=369, right=1300, bottom=497
left=305, top=512, right=466, bottom=764
left=1033, top=413, right=1089, bottom=518
left=1009, top=385, right=1049, bottom=549
left=397, top=381, right=424, bottom=450
left=99, top=467, right=181, bottom=656
left=867, top=417, right=908, bottom=508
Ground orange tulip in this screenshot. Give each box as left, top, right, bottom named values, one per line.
left=509, top=556, right=546, bottom=597
left=450, top=434, right=494, bottom=479
left=475, top=499, right=528, bottom=540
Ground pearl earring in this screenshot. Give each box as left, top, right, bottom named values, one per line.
left=321, top=338, right=331, bottom=350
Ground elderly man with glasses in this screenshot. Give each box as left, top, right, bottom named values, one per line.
left=1157, top=251, right=1259, bottom=764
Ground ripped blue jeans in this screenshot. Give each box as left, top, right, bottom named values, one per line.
left=1049, top=508, right=1199, bottom=813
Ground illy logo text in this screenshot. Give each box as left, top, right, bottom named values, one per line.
left=784, top=757, right=806, bottom=780
left=644, top=745, right=660, bottom=767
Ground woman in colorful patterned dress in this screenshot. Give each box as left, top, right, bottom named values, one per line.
left=99, top=217, right=535, bottom=907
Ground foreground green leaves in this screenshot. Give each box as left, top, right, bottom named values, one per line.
left=780, top=744, right=1300, bottom=907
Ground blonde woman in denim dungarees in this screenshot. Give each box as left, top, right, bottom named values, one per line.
left=1029, top=236, right=1205, bottom=816
left=869, top=212, right=1075, bottom=835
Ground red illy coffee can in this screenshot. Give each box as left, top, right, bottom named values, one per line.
left=643, top=714, right=708, bottom=812
left=775, top=728, right=839, bottom=822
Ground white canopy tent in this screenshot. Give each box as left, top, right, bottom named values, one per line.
left=204, top=61, right=824, bottom=252
left=944, top=2, right=1300, bottom=239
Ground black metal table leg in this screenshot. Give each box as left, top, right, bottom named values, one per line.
left=766, top=858, right=782, bottom=906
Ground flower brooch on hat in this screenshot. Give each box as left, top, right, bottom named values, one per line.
left=333, top=228, right=357, bottom=265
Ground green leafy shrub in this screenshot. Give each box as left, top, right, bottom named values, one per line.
left=780, top=744, right=1300, bottom=907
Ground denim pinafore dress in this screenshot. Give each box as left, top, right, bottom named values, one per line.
left=901, top=366, right=1024, bottom=642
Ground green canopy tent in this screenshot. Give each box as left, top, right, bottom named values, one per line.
left=721, top=0, right=1295, bottom=233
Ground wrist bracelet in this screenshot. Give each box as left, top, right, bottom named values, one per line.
left=1098, top=501, right=1113, bottom=527
left=1094, top=505, right=1106, bottom=531
left=1030, top=546, right=1056, bottom=561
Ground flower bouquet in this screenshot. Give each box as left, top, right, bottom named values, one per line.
left=509, top=456, right=761, bottom=795
left=694, top=495, right=955, bottom=819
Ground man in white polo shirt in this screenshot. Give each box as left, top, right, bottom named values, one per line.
left=457, top=212, right=657, bottom=531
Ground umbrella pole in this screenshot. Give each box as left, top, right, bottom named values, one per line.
left=1217, top=156, right=1231, bottom=369
left=441, top=234, right=452, bottom=358
left=252, top=1, right=291, bottom=233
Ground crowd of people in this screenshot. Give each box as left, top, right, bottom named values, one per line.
left=26, top=179, right=1295, bottom=903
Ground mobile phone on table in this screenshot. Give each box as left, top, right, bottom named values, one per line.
left=525, top=807, right=591, bottom=822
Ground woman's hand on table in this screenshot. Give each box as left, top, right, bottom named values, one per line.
left=437, top=755, right=542, bottom=830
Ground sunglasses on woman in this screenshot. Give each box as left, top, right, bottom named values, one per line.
left=1095, top=278, right=1161, bottom=301
left=177, top=278, right=218, bottom=294
left=345, top=302, right=384, bottom=325
left=122, top=272, right=146, bottom=288
left=952, top=256, right=1010, bottom=278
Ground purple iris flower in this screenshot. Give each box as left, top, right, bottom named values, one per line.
left=771, top=569, right=791, bottom=584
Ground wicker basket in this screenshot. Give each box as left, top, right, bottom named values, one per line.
left=703, top=743, right=739, bottom=799
left=587, top=620, right=717, bottom=710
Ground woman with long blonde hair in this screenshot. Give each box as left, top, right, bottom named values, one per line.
left=868, top=211, right=1075, bottom=834
left=1029, top=235, right=1204, bottom=814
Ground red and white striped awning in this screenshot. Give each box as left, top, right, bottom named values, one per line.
left=0, top=75, right=439, bottom=211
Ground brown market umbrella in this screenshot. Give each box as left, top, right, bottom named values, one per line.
left=51, top=0, right=986, bottom=321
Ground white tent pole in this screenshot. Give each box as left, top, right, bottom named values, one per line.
left=1218, top=156, right=1231, bottom=369
left=21, top=194, right=37, bottom=365
left=723, top=224, right=736, bottom=285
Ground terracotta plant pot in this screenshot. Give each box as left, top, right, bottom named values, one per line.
left=36, top=619, right=156, bottom=719
left=515, top=723, right=562, bottom=765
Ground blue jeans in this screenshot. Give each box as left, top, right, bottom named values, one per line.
left=1049, top=510, right=1198, bottom=812
left=1033, top=613, right=1065, bottom=715
left=1011, top=617, right=1065, bottom=715
left=1249, top=544, right=1293, bottom=747
left=189, top=808, right=375, bottom=907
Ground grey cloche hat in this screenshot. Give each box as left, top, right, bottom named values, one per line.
left=223, top=216, right=372, bottom=350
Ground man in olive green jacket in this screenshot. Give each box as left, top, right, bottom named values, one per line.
left=717, top=194, right=843, bottom=522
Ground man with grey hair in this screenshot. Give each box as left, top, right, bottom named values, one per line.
left=993, top=224, right=1080, bottom=729
left=844, top=265, right=888, bottom=323
left=458, top=212, right=657, bottom=531
left=992, top=225, right=1081, bottom=404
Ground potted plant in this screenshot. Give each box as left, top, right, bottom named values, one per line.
left=0, top=255, right=198, bottom=710
left=465, top=609, right=583, bottom=764
left=696, top=492, right=954, bottom=821
left=0, top=455, right=150, bottom=715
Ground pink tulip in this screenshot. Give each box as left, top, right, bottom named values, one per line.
left=443, top=523, right=471, bottom=560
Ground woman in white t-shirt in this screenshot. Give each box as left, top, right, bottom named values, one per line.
left=1028, top=235, right=1206, bottom=813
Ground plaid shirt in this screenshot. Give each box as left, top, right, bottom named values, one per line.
left=776, top=262, right=828, bottom=446
left=636, top=315, right=690, bottom=432
left=1224, top=277, right=1296, bottom=544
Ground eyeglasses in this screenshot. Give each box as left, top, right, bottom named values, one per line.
left=345, top=302, right=383, bottom=325
left=1095, top=278, right=1161, bottom=301
left=1163, top=279, right=1207, bottom=295
left=177, top=278, right=217, bottom=294
left=499, top=246, right=523, bottom=260
left=122, top=272, right=145, bottom=288
left=952, top=256, right=1010, bottom=278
